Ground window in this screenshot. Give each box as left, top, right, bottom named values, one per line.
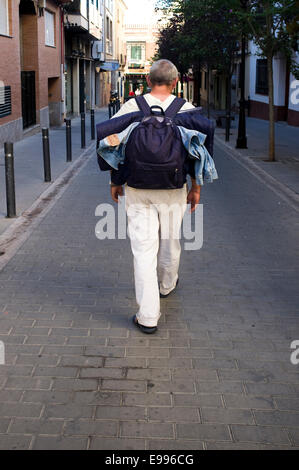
left=110, top=20, right=112, bottom=40
left=0, top=85, right=11, bottom=118
left=131, top=45, right=141, bottom=61
left=0, top=0, right=9, bottom=36
left=45, top=10, right=55, bottom=47
left=256, top=59, right=268, bottom=95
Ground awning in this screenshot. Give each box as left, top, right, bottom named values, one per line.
left=100, top=62, right=120, bottom=72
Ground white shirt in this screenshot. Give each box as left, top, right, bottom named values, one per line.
left=112, top=93, right=194, bottom=119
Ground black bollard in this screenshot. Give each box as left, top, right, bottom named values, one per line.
left=65, top=118, right=72, bottom=162
left=108, top=103, right=112, bottom=119
left=90, top=109, right=95, bottom=140
left=42, top=128, right=51, bottom=182
left=81, top=112, right=86, bottom=148
left=4, top=142, right=16, bottom=218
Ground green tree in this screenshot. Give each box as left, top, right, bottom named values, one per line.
left=242, top=0, right=299, bottom=161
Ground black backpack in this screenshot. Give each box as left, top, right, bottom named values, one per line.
left=125, top=95, right=188, bottom=189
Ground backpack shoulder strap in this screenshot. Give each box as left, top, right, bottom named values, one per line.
left=165, top=97, right=186, bottom=118
left=135, top=95, right=151, bottom=116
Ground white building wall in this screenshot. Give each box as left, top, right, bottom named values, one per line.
left=289, top=54, right=299, bottom=112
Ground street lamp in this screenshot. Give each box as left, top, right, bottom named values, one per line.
left=236, top=0, right=248, bottom=149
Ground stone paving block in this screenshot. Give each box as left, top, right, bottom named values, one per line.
left=108, top=337, right=149, bottom=347
left=177, top=423, right=231, bottom=441
left=254, top=410, right=299, bottom=427
left=33, top=436, right=88, bottom=450
left=96, top=405, right=146, bottom=421
left=218, top=369, right=271, bottom=383
left=173, top=394, right=223, bottom=408
left=148, top=439, right=204, bottom=450
left=101, top=379, right=146, bottom=392
left=80, top=367, right=124, bottom=379
left=244, top=382, right=297, bottom=397
left=0, top=434, right=32, bottom=450
left=147, top=379, right=195, bottom=394
left=9, top=418, right=63, bottom=435
left=90, top=437, right=146, bottom=450
left=0, top=365, right=34, bottom=376
left=123, top=393, right=172, bottom=407
left=192, top=358, right=237, bottom=370
left=126, top=368, right=171, bottom=382
left=148, top=407, right=200, bottom=423
left=33, top=366, right=78, bottom=378
left=67, top=337, right=107, bottom=346
left=224, top=394, right=276, bottom=410
left=63, top=419, right=118, bottom=437
left=0, top=403, right=42, bottom=418
left=126, top=347, right=169, bottom=358
left=201, top=408, right=255, bottom=425
left=41, top=345, right=84, bottom=355
left=274, top=398, right=299, bottom=411
left=22, top=390, right=72, bottom=404
left=51, top=378, right=98, bottom=391
left=43, top=404, right=94, bottom=419
left=148, top=358, right=192, bottom=369
left=16, top=354, right=59, bottom=366
left=4, top=377, right=51, bottom=390
left=59, top=356, right=104, bottom=368
left=196, top=381, right=245, bottom=394
left=172, top=369, right=218, bottom=381
left=84, top=346, right=125, bottom=357
left=104, top=357, right=147, bottom=368
left=231, top=424, right=291, bottom=445
left=121, top=421, right=174, bottom=439
left=74, top=391, right=122, bottom=406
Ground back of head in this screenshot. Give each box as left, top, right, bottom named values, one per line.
left=149, top=59, right=178, bottom=87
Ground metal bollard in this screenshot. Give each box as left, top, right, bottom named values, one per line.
left=4, top=142, right=16, bottom=218
left=108, top=103, right=112, bottom=119
left=81, top=112, right=86, bottom=148
left=65, top=118, right=72, bottom=162
left=42, top=128, right=51, bottom=182
left=225, top=114, right=230, bottom=142
left=90, top=109, right=95, bottom=140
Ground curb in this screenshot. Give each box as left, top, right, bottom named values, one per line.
left=215, top=135, right=299, bottom=213
left=0, top=140, right=96, bottom=272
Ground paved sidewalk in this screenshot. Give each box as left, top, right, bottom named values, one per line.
left=0, top=131, right=298, bottom=449
left=0, top=108, right=108, bottom=236
left=213, top=114, right=299, bottom=197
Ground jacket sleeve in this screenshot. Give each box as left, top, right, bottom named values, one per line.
left=111, top=165, right=129, bottom=185
left=96, top=112, right=142, bottom=173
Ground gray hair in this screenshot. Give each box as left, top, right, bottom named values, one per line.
left=149, top=59, right=178, bottom=86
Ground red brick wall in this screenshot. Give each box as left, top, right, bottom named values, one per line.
left=0, top=0, right=22, bottom=125
left=0, top=0, right=62, bottom=128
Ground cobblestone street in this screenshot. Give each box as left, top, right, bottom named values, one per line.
left=0, top=131, right=298, bottom=450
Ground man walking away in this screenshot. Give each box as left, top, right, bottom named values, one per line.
left=107, top=60, right=208, bottom=334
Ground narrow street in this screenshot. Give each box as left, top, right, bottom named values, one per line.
left=0, top=133, right=298, bottom=450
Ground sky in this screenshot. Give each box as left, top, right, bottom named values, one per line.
left=124, top=0, right=158, bottom=24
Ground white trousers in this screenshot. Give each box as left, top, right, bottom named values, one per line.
left=125, top=184, right=188, bottom=327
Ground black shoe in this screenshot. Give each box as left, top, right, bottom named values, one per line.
left=132, top=315, right=157, bottom=334
left=160, top=278, right=179, bottom=298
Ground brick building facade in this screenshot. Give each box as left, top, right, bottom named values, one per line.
left=0, top=0, right=64, bottom=148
